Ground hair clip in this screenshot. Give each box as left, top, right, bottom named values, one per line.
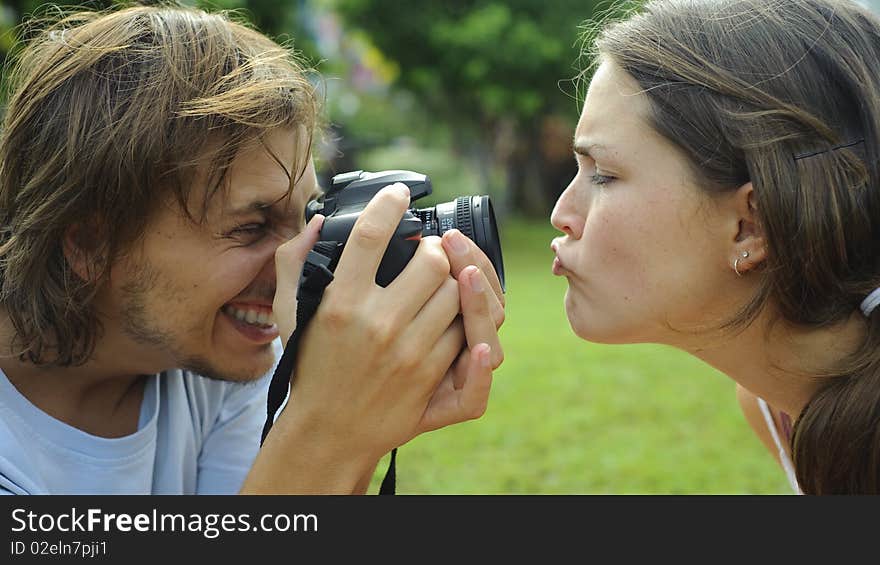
left=862, top=287, right=880, bottom=317
left=793, top=138, right=865, bottom=161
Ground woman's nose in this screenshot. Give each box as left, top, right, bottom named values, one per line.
left=550, top=181, right=583, bottom=239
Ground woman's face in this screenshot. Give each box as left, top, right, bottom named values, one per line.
left=550, top=59, right=736, bottom=345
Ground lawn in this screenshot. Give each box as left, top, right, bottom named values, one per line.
left=368, top=218, right=792, bottom=494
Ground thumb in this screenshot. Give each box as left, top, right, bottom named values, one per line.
left=273, top=214, right=325, bottom=342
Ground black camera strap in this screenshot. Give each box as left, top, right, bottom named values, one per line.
left=260, top=241, right=398, bottom=495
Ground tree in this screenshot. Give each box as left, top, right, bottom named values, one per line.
left=330, top=0, right=632, bottom=217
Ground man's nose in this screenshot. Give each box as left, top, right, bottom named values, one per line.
left=255, top=240, right=280, bottom=285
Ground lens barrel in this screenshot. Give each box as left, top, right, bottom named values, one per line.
left=415, top=196, right=505, bottom=291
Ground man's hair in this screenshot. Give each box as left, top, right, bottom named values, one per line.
left=0, top=5, right=319, bottom=366
left=588, top=0, right=880, bottom=493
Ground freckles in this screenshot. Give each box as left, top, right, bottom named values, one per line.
left=589, top=216, right=618, bottom=265
left=613, top=248, right=632, bottom=304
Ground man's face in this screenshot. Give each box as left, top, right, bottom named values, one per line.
left=96, top=128, right=318, bottom=381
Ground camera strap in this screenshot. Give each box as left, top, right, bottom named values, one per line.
left=260, top=241, right=398, bottom=495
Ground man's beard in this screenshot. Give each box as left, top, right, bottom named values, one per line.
left=117, top=260, right=265, bottom=383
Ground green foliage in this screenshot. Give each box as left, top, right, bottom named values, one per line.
left=204, top=0, right=319, bottom=59
left=332, top=0, right=607, bottom=126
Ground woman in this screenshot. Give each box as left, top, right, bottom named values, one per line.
left=550, top=0, right=880, bottom=494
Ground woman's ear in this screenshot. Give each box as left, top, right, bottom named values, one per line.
left=730, top=182, right=767, bottom=274
left=62, top=223, right=104, bottom=282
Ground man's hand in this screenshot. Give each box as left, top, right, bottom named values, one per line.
left=245, top=184, right=505, bottom=494
left=416, top=229, right=505, bottom=433
left=272, top=213, right=325, bottom=344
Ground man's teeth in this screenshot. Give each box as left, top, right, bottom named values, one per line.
left=224, top=305, right=274, bottom=327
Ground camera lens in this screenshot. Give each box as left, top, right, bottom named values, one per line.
left=415, top=196, right=505, bottom=291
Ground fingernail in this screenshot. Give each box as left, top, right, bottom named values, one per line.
left=390, top=182, right=410, bottom=198
left=479, top=345, right=492, bottom=368
left=448, top=229, right=468, bottom=256
left=468, top=267, right=484, bottom=293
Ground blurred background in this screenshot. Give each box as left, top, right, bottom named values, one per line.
left=5, top=0, right=875, bottom=494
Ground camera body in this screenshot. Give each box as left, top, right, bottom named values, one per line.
left=305, top=170, right=504, bottom=289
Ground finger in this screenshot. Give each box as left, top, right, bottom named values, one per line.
left=441, top=230, right=504, bottom=327
left=385, top=237, right=453, bottom=327
left=442, top=229, right=505, bottom=306
left=332, top=183, right=411, bottom=287
left=419, top=343, right=493, bottom=434
left=405, top=275, right=460, bottom=348
left=459, top=265, right=504, bottom=368
left=273, top=214, right=325, bottom=342
left=451, top=346, right=469, bottom=389
left=457, top=343, right=493, bottom=417
left=418, top=316, right=466, bottom=389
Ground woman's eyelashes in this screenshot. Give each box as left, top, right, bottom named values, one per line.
left=577, top=155, right=616, bottom=186
left=590, top=170, right=615, bottom=186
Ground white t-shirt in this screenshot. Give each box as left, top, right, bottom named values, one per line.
left=0, top=339, right=280, bottom=495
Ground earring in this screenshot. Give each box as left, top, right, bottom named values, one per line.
left=733, top=251, right=749, bottom=277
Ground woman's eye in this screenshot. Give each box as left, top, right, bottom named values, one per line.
left=590, top=172, right=615, bottom=185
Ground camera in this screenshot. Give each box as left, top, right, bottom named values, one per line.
left=304, top=169, right=505, bottom=289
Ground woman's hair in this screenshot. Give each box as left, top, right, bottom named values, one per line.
left=589, top=0, right=880, bottom=493
left=0, top=4, right=319, bottom=366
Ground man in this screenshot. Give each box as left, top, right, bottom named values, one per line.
left=0, top=5, right=503, bottom=494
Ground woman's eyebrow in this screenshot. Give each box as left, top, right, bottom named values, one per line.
left=573, top=140, right=609, bottom=158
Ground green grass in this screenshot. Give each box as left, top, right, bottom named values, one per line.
left=369, top=218, right=792, bottom=494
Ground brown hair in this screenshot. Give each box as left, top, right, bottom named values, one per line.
left=0, top=4, right=319, bottom=366
left=589, top=0, right=880, bottom=493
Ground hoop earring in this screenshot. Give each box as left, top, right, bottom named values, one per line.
left=733, top=251, right=749, bottom=277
